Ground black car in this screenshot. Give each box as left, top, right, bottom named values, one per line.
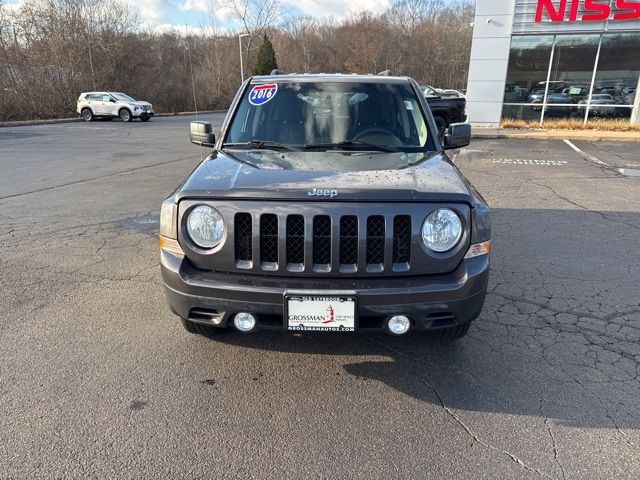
left=421, top=85, right=467, bottom=135
left=160, top=74, right=490, bottom=340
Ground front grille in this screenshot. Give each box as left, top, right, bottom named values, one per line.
left=234, top=212, right=415, bottom=274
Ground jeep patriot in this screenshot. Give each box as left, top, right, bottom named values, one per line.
left=159, top=74, right=491, bottom=339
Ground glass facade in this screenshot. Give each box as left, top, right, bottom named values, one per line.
left=502, top=33, right=640, bottom=124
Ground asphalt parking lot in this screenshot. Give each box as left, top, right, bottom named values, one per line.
left=1, top=115, right=639, bottom=479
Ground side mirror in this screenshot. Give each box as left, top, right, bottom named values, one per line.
left=443, top=123, right=471, bottom=150
left=190, top=121, right=216, bottom=148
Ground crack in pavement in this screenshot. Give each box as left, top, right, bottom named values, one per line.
left=361, top=334, right=557, bottom=479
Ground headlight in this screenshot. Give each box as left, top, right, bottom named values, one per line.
left=186, top=205, right=225, bottom=248
left=422, top=208, right=462, bottom=252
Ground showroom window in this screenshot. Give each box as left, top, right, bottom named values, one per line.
left=593, top=33, right=640, bottom=122
left=502, top=33, right=640, bottom=125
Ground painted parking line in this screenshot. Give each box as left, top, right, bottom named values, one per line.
left=492, top=158, right=567, bottom=166
left=563, top=139, right=610, bottom=167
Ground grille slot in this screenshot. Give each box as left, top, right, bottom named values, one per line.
left=260, top=214, right=278, bottom=264
left=393, top=215, right=412, bottom=264
left=313, top=216, right=332, bottom=265
left=286, top=215, right=305, bottom=265
left=366, top=216, right=385, bottom=265
left=234, top=213, right=252, bottom=262
left=340, top=216, right=358, bottom=265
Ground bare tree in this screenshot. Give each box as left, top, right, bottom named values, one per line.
left=0, top=0, right=475, bottom=121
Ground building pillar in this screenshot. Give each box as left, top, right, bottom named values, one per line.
left=632, top=76, right=640, bottom=125
left=465, top=0, right=516, bottom=127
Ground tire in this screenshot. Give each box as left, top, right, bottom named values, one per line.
left=119, top=108, right=132, bottom=122
left=141, top=115, right=150, bottom=122
left=181, top=318, right=218, bottom=337
left=434, top=322, right=471, bottom=340
left=81, top=108, right=93, bottom=122
left=434, top=115, right=447, bottom=137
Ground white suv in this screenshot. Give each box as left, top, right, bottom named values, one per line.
left=77, top=92, right=154, bottom=122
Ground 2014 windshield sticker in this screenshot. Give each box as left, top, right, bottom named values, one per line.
left=249, top=83, right=278, bottom=106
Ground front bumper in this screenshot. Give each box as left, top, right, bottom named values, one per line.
left=133, top=109, right=154, bottom=118
left=161, top=251, right=490, bottom=333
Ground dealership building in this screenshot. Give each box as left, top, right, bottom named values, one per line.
left=466, top=0, right=640, bottom=126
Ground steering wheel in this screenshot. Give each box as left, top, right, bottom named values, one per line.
left=353, top=127, right=400, bottom=144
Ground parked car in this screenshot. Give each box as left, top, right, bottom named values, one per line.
left=421, top=85, right=467, bottom=135
left=440, top=89, right=465, bottom=98
left=160, top=73, right=490, bottom=340
left=578, top=94, right=617, bottom=117
left=530, top=92, right=573, bottom=113
left=76, top=92, right=154, bottom=122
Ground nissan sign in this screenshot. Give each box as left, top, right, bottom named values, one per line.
left=535, top=0, right=640, bottom=22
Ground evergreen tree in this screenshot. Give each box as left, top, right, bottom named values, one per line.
left=253, top=34, right=278, bottom=75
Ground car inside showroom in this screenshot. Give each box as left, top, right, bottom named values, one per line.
left=466, top=0, right=640, bottom=126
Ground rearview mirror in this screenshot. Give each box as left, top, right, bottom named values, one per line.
left=190, top=121, right=216, bottom=148
left=443, top=123, right=471, bottom=150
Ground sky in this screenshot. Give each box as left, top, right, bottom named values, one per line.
left=5, top=0, right=399, bottom=34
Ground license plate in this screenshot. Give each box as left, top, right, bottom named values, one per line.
left=286, top=295, right=356, bottom=332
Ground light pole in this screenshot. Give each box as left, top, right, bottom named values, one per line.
left=238, top=33, right=250, bottom=83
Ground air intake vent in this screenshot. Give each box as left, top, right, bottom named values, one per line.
left=286, top=215, right=305, bottom=265
left=260, top=214, right=278, bottom=263
left=234, top=213, right=252, bottom=262
left=366, top=216, right=385, bottom=264
left=393, top=215, right=411, bottom=264
left=340, top=216, right=358, bottom=265
left=313, top=215, right=331, bottom=265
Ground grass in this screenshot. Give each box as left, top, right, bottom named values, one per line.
left=501, top=117, right=640, bottom=132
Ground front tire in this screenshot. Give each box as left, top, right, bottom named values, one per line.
left=434, top=322, right=471, bottom=340
left=140, top=115, right=150, bottom=122
left=434, top=115, right=447, bottom=137
left=81, top=108, right=93, bottom=122
left=119, top=108, right=132, bottom=122
left=181, top=319, right=218, bottom=337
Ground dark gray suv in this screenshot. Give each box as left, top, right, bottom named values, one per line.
left=160, top=74, right=490, bottom=339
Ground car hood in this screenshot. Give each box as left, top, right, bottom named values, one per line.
left=175, top=150, right=477, bottom=204
left=128, top=100, right=152, bottom=107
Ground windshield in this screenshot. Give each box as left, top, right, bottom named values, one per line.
left=225, top=81, right=433, bottom=152
left=113, top=93, right=136, bottom=102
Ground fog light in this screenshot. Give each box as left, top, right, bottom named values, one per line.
left=387, top=315, right=411, bottom=335
left=234, top=313, right=256, bottom=332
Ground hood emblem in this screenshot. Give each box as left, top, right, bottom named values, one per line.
left=308, top=188, right=338, bottom=198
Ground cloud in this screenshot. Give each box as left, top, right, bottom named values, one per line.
left=179, top=0, right=234, bottom=23
left=288, top=0, right=391, bottom=18
left=126, top=0, right=169, bottom=23
left=180, top=0, right=210, bottom=12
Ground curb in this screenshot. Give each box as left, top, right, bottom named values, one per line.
left=472, top=128, right=640, bottom=142
left=0, top=110, right=227, bottom=128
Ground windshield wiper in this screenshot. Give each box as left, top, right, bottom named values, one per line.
left=304, top=140, right=399, bottom=153
left=223, top=140, right=300, bottom=152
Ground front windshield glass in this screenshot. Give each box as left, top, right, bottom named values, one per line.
left=225, top=81, right=433, bottom=152
left=113, top=93, right=135, bottom=102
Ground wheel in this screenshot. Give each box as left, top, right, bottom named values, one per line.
left=433, top=322, right=471, bottom=340
left=81, top=108, right=93, bottom=122
left=140, top=115, right=150, bottom=122
left=180, top=318, right=218, bottom=337
left=434, top=116, right=447, bottom=137
left=119, top=108, right=132, bottom=122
